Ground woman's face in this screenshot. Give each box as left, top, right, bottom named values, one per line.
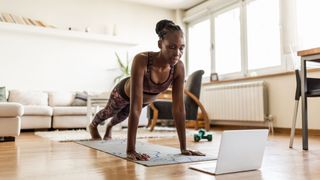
left=159, top=31, right=185, bottom=66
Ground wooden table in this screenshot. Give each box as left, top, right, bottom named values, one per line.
left=298, top=47, right=320, bottom=150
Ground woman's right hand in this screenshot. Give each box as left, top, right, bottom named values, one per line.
left=127, top=151, right=150, bottom=161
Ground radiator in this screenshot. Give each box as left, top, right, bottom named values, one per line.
left=203, top=81, right=268, bottom=122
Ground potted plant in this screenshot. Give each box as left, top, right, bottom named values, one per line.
left=114, top=52, right=131, bottom=84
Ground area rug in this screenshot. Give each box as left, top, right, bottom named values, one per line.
left=76, top=139, right=216, bottom=167
left=35, top=127, right=196, bottom=142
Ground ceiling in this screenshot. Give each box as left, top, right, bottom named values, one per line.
left=121, top=0, right=207, bottom=10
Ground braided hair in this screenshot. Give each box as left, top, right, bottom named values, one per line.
left=155, top=19, right=182, bottom=40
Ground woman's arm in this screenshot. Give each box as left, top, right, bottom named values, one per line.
left=172, top=61, right=205, bottom=156
left=126, top=53, right=150, bottom=160
left=171, top=61, right=187, bottom=151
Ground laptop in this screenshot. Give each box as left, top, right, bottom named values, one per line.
left=189, top=129, right=269, bottom=175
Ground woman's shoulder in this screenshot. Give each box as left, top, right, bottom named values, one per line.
left=175, top=60, right=185, bottom=69
left=134, top=51, right=154, bottom=58
left=131, top=51, right=151, bottom=67
left=133, top=51, right=154, bottom=64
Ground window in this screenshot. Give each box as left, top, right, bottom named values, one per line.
left=246, top=0, right=281, bottom=70
left=214, top=7, right=241, bottom=75
left=296, top=0, right=320, bottom=50
left=186, top=0, right=282, bottom=79
left=187, top=19, right=211, bottom=77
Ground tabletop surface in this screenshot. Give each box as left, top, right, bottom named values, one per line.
left=298, top=47, right=320, bottom=57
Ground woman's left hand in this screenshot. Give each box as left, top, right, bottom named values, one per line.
left=181, top=149, right=206, bottom=156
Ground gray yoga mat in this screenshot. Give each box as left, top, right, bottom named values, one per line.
left=76, top=139, right=216, bottom=167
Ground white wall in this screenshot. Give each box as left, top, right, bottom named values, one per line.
left=264, top=71, right=320, bottom=130
left=0, top=0, right=175, bottom=91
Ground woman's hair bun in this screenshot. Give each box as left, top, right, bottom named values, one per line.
left=155, top=19, right=175, bottom=35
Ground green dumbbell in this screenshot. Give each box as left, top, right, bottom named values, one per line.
left=194, top=129, right=213, bottom=142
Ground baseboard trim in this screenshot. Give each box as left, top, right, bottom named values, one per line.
left=273, top=127, right=320, bottom=136
left=211, top=125, right=320, bottom=136
left=0, top=136, right=15, bottom=142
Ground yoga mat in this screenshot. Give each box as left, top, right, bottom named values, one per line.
left=76, top=139, right=216, bottom=167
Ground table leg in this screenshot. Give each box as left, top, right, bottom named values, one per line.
left=300, top=58, right=308, bottom=150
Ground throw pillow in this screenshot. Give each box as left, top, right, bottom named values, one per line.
left=71, top=91, right=88, bottom=106
left=0, top=87, right=7, bottom=102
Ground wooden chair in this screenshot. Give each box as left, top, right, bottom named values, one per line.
left=147, top=70, right=210, bottom=131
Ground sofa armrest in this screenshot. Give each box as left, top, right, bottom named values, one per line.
left=0, top=102, right=24, bottom=117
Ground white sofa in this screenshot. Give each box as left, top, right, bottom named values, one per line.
left=5, top=90, right=91, bottom=129
left=0, top=102, right=23, bottom=141
left=48, top=91, right=88, bottom=129
left=2, top=90, right=148, bottom=130
left=8, top=90, right=52, bottom=129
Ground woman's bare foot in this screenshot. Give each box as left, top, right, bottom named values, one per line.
left=127, top=151, right=150, bottom=161
left=103, top=123, right=113, bottom=140
left=88, top=123, right=101, bottom=140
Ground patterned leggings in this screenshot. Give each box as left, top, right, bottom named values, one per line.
left=91, top=77, right=147, bottom=127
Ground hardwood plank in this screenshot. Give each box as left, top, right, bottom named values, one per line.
left=0, top=128, right=319, bottom=179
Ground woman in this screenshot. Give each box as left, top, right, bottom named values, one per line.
left=89, top=19, right=205, bottom=161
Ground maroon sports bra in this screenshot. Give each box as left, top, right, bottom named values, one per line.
left=143, top=52, right=175, bottom=95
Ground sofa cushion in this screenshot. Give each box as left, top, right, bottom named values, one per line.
left=0, top=102, right=24, bottom=117
left=71, top=91, right=88, bottom=106
left=23, top=105, right=53, bottom=116
left=8, top=90, right=48, bottom=106
left=53, top=106, right=87, bottom=116
left=49, top=91, right=75, bottom=107
left=0, top=87, right=6, bottom=102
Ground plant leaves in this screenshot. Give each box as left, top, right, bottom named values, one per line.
left=114, top=51, right=131, bottom=84
left=115, top=52, right=126, bottom=70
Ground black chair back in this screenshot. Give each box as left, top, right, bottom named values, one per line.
left=184, top=70, right=204, bottom=120
left=294, top=70, right=301, bottom=101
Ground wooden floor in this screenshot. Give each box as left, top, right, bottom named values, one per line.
left=1, top=128, right=320, bottom=180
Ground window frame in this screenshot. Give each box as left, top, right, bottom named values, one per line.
left=245, top=0, right=286, bottom=75
left=186, top=15, right=212, bottom=77
left=186, top=0, right=285, bottom=80
left=212, top=2, right=245, bottom=79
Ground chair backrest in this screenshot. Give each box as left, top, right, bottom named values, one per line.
left=294, top=70, right=301, bottom=100
left=295, top=69, right=320, bottom=99
left=184, top=70, right=204, bottom=120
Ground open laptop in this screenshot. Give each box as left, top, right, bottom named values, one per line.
left=189, top=129, right=269, bottom=175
